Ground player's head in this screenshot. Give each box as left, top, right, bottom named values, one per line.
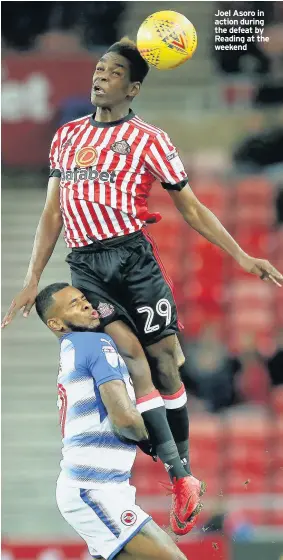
left=35, top=283, right=100, bottom=336
left=91, top=37, right=149, bottom=108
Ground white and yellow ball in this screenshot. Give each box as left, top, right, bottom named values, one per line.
left=137, top=10, right=197, bottom=70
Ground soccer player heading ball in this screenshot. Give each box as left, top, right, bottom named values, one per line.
left=3, top=37, right=283, bottom=540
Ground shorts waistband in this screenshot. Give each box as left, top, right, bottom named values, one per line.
left=72, top=229, right=144, bottom=252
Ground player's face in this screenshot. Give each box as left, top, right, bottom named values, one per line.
left=48, top=287, right=100, bottom=333
left=91, top=52, right=140, bottom=108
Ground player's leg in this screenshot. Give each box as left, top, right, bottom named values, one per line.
left=66, top=245, right=186, bottom=486
left=121, top=231, right=192, bottom=475
left=123, top=231, right=205, bottom=530
left=105, top=319, right=156, bottom=399
left=104, top=320, right=191, bottom=484
left=98, top=520, right=187, bottom=560
left=56, top=477, right=186, bottom=560
left=119, top=519, right=187, bottom=560
left=146, top=334, right=190, bottom=473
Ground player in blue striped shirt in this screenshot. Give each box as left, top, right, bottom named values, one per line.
left=35, top=282, right=187, bottom=560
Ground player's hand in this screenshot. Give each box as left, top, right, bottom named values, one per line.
left=123, top=435, right=157, bottom=462
left=238, top=254, right=283, bottom=286
left=137, top=439, right=158, bottom=462
left=1, top=284, right=38, bottom=328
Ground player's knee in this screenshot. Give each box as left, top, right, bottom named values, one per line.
left=123, top=343, right=154, bottom=397
left=175, top=338, right=185, bottom=368
left=156, top=345, right=176, bottom=374
left=123, top=340, right=156, bottom=397
left=105, top=321, right=154, bottom=397
left=147, top=339, right=180, bottom=394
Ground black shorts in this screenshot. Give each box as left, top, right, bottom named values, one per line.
left=66, top=229, right=180, bottom=346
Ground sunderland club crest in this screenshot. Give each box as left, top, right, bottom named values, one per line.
left=111, top=140, right=131, bottom=155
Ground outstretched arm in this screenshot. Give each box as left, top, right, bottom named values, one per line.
left=169, top=184, right=283, bottom=286
left=25, top=176, right=63, bottom=287
left=2, top=177, right=63, bottom=327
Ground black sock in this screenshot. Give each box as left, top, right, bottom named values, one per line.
left=166, top=406, right=192, bottom=475
left=137, top=392, right=188, bottom=481
left=161, top=384, right=192, bottom=476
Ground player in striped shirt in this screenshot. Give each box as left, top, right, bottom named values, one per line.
left=34, top=282, right=187, bottom=560
left=3, top=38, right=283, bottom=535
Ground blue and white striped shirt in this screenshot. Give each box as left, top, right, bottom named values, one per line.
left=57, top=332, right=136, bottom=488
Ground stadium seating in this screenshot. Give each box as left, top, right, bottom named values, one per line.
left=271, top=388, right=283, bottom=417
left=149, top=173, right=281, bottom=351
left=132, top=407, right=282, bottom=526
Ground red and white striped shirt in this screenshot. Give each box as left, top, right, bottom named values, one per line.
left=49, top=110, right=188, bottom=248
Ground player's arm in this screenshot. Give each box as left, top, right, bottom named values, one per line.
left=99, top=380, right=148, bottom=442
left=26, top=176, right=63, bottom=286
left=2, top=131, right=63, bottom=328
left=169, top=184, right=283, bottom=286
left=2, top=177, right=62, bottom=327
left=88, top=337, right=149, bottom=443
left=145, top=132, right=283, bottom=287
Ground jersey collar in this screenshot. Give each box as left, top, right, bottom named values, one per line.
left=89, top=109, right=135, bottom=128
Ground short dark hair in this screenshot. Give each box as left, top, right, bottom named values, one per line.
left=107, top=37, right=149, bottom=83
left=35, top=282, right=69, bottom=324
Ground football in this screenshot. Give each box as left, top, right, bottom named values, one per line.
left=137, top=10, right=197, bottom=70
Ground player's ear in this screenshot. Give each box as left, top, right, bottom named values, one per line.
left=47, top=317, right=63, bottom=332
left=128, top=81, right=141, bottom=99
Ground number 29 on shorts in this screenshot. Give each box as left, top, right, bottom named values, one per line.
left=137, top=298, right=172, bottom=334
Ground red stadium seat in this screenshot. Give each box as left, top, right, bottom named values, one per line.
left=223, top=447, right=270, bottom=477
left=223, top=473, right=269, bottom=495
left=266, top=509, right=283, bottom=527
left=270, top=471, right=283, bottom=493
left=182, top=305, right=225, bottom=337
left=191, top=180, right=229, bottom=221
left=224, top=411, right=273, bottom=446
left=269, top=419, right=283, bottom=473
left=233, top=176, right=274, bottom=204
left=183, top=281, right=225, bottom=307
left=240, top=508, right=267, bottom=526
left=190, top=414, right=224, bottom=440
left=271, top=387, right=283, bottom=417
left=150, top=510, right=170, bottom=528
left=228, top=280, right=275, bottom=305
left=133, top=456, right=166, bottom=477
left=232, top=205, right=274, bottom=226
left=195, top=474, right=222, bottom=499
left=228, top=304, right=275, bottom=337
left=273, top=229, right=283, bottom=265
left=224, top=410, right=273, bottom=436
left=131, top=474, right=167, bottom=496
left=228, top=230, right=272, bottom=267
left=276, top=301, right=283, bottom=328
left=228, top=329, right=276, bottom=355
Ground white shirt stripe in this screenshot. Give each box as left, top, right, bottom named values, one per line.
left=50, top=113, right=187, bottom=246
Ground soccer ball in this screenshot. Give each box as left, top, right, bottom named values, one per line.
left=137, top=10, right=197, bottom=70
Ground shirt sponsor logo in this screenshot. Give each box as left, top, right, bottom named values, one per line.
left=61, top=168, right=116, bottom=183
left=121, top=510, right=137, bottom=526
left=111, top=140, right=131, bottom=155
left=75, top=146, right=97, bottom=167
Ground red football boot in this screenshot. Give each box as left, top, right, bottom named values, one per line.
left=171, top=476, right=206, bottom=527
left=170, top=502, right=203, bottom=536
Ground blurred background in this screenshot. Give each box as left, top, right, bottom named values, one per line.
left=2, top=1, right=283, bottom=559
